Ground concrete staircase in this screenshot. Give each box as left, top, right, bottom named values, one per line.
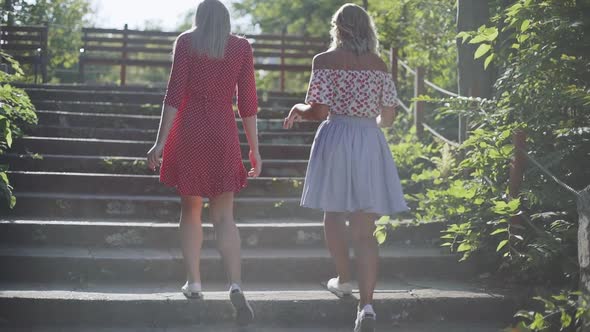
left=0, top=85, right=515, bottom=331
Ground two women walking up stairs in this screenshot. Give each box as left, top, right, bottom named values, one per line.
left=147, top=1, right=407, bottom=331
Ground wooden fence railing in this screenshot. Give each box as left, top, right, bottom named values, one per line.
left=80, top=25, right=327, bottom=90
left=0, top=25, right=49, bottom=83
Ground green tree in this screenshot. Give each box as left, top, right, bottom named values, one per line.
left=233, top=0, right=355, bottom=36
left=407, top=1, right=589, bottom=329
left=1, top=0, right=92, bottom=81
left=234, top=0, right=458, bottom=93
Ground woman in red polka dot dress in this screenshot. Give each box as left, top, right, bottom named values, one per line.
left=146, top=0, right=259, bottom=325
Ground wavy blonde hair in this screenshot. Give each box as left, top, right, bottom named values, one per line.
left=329, top=3, right=379, bottom=55
left=189, top=0, right=231, bottom=59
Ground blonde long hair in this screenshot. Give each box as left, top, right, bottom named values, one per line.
left=329, top=3, right=379, bottom=55
left=189, top=0, right=231, bottom=59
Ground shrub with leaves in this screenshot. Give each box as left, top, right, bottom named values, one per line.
left=0, top=51, right=38, bottom=210
left=514, top=291, right=590, bottom=331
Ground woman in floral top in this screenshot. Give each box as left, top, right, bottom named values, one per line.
left=284, top=4, right=408, bottom=332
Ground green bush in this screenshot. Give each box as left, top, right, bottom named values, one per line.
left=378, top=0, right=589, bottom=330
left=0, top=51, right=38, bottom=210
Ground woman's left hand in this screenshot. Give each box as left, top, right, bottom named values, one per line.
left=283, top=106, right=303, bottom=129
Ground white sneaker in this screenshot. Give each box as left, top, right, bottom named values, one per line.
left=326, top=277, right=353, bottom=298
left=354, top=305, right=376, bottom=332
left=181, top=281, right=203, bottom=299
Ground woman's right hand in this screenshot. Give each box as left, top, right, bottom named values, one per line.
left=283, top=105, right=303, bottom=129
left=248, top=150, right=262, bottom=177
left=147, top=143, right=164, bottom=172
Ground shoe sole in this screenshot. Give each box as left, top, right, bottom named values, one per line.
left=182, top=291, right=203, bottom=300
left=324, top=283, right=353, bottom=299
left=230, top=291, right=254, bottom=326
left=328, top=287, right=353, bottom=298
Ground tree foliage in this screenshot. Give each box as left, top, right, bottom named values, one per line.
left=1, top=0, right=92, bottom=79
left=233, top=0, right=458, bottom=93
left=373, top=1, right=589, bottom=330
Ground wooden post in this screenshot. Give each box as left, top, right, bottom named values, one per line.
left=578, top=186, right=590, bottom=317
left=458, top=109, right=468, bottom=143
left=363, top=0, right=369, bottom=10
left=509, top=129, right=526, bottom=198
left=389, top=46, right=398, bottom=87
left=457, top=0, right=493, bottom=143
left=280, top=27, right=286, bottom=92
left=41, top=23, right=49, bottom=83
left=79, top=29, right=87, bottom=83
left=509, top=129, right=527, bottom=224
left=120, top=24, right=129, bottom=86
left=414, top=67, right=425, bottom=138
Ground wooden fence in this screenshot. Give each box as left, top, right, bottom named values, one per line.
left=0, top=25, right=49, bottom=83
left=80, top=25, right=327, bottom=90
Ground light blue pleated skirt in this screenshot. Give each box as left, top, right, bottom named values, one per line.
left=300, top=114, right=409, bottom=216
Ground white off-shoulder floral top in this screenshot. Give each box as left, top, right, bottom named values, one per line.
left=305, top=69, right=398, bottom=118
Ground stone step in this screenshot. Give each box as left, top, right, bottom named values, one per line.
left=0, top=245, right=477, bottom=283
left=33, top=110, right=319, bottom=131
left=25, top=88, right=303, bottom=107
left=0, top=219, right=443, bottom=249
left=8, top=172, right=304, bottom=198
left=2, top=154, right=309, bottom=177
left=7, top=192, right=321, bottom=221
left=29, top=125, right=315, bottom=144
left=0, top=280, right=515, bottom=327
left=32, top=101, right=291, bottom=118
left=0, top=323, right=508, bottom=332
left=12, top=137, right=311, bottom=159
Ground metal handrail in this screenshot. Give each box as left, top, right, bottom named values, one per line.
left=398, top=59, right=458, bottom=97
left=423, top=124, right=461, bottom=148
left=518, top=147, right=580, bottom=197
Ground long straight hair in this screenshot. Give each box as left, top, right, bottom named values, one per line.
left=189, top=0, right=231, bottom=59
left=329, top=3, right=379, bottom=55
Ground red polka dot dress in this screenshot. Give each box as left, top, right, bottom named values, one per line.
left=159, top=33, right=258, bottom=198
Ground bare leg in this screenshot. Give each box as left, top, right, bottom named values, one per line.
left=349, top=212, right=379, bottom=307
left=324, top=212, right=352, bottom=283
left=180, top=196, right=204, bottom=284
left=209, top=191, right=242, bottom=285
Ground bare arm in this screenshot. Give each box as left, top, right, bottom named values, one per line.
left=147, top=105, right=177, bottom=171
left=155, top=105, right=178, bottom=146
left=147, top=34, right=188, bottom=171
left=242, top=115, right=262, bottom=177
left=242, top=115, right=259, bottom=152
left=377, top=106, right=396, bottom=128
left=237, top=39, right=262, bottom=177
left=283, top=102, right=329, bottom=129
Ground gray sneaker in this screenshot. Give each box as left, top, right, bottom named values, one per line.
left=230, top=288, right=254, bottom=326
left=354, top=308, right=376, bottom=332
